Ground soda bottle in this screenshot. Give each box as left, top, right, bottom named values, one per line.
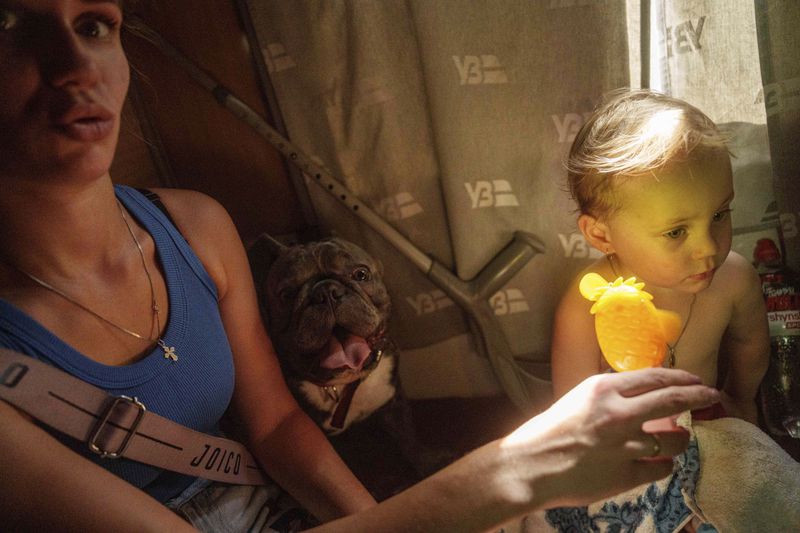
left=755, top=238, right=800, bottom=438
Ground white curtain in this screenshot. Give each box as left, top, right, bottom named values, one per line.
left=651, top=0, right=778, bottom=266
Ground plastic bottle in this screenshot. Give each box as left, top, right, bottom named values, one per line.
left=755, top=238, right=800, bottom=438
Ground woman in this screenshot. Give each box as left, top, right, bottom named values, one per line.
left=0, top=0, right=372, bottom=529
left=0, top=1, right=719, bottom=531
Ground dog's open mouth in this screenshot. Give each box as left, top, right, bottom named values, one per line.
left=318, top=327, right=375, bottom=372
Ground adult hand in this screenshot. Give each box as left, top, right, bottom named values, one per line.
left=502, top=367, right=719, bottom=509
left=308, top=368, right=718, bottom=533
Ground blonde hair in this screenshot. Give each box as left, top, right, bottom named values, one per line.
left=567, top=89, right=728, bottom=218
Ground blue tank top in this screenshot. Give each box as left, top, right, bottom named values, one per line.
left=0, top=185, right=236, bottom=502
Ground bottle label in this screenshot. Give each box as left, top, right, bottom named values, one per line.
left=763, top=285, right=799, bottom=308
left=763, top=279, right=800, bottom=336
left=768, top=310, right=800, bottom=336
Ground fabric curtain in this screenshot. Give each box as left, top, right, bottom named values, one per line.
left=754, top=0, right=800, bottom=268
left=651, top=0, right=779, bottom=271
left=243, top=0, right=791, bottom=406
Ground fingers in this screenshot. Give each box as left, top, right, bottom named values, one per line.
left=625, top=430, right=690, bottom=461
left=530, top=370, right=706, bottom=509
left=601, top=368, right=719, bottom=423
left=646, top=433, right=662, bottom=458
left=617, top=431, right=690, bottom=495
left=612, top=367, right=703, bottom=397
left=624, top=433, right=661, bottom=459
left=622, top=432, right=688, bottom=460
left=627, top=383, right=719, bottom=424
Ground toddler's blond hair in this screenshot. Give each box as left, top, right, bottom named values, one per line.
left=567, top=89, right=728, bottom=218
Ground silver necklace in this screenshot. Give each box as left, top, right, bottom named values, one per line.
left=15, top=201, right=178, bottom=362
left=607, top=253, right=695, bottom=368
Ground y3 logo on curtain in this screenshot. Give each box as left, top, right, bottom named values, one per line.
left=407, top=290, right=455, bottom=316
left=490, top=289, right=530, bottom=316
left=407, top=289, right=529, bottom=317
left=464, top=180, right=519, bottom=208
left=781, top=213, right=799, bottom=240
left=552, top=112, right=591, bottom=144
left=666, top=17, right=706, bottom=57
left=377, top=193, right=424, bottom=221
left=261, top=43, right=296, bottom=73
left=453, top=55, right=508, bottom=85
left=558, top=233, right=603, bottom=259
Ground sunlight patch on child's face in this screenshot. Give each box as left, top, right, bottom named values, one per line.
left=602, top=155, right=734, bottom=292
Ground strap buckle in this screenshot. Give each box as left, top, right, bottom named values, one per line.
left=88, top=395, right=147, bottom=459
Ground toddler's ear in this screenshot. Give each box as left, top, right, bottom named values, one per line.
left=578, top=214, right=613, bottom=254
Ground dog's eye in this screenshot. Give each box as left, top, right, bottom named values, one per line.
left=277, top=287, right=297, bottom=303
left=352, top=266, right=371, bottom=282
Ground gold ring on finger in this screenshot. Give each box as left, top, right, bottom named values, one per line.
left=648, top=433, right=661, bottom=457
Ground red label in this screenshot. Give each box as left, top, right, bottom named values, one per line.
left=765, top=293, right=800, bottom=312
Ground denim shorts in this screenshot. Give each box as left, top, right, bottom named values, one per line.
left=166, top=477, right=318, bottom=533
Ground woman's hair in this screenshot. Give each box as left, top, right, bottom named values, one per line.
left=566, top=88, right=728, bottom=218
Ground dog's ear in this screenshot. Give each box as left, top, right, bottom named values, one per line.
left=247, top=232, right=287, bottom=292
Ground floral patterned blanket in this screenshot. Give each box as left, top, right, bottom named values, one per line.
left=498, top=415, right=800, bottom=533
left=542, top=440, right=712, bottom=533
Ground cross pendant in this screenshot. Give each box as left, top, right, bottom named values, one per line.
left=158, top=340, right=178, bottom=362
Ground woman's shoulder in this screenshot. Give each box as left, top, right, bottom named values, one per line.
left=148, top=187, right=226, bottom=217
left=148, top=188, right=235, bottom=239
left=146, top=188, right=240, bottom=292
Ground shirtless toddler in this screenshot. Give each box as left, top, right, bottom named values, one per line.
left=551, top=89, right=769, bottom=424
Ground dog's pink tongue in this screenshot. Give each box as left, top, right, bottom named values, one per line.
left=320, top=334, right=372, bottom=370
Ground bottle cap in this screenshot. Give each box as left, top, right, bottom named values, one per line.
left=754, top=238, right=782, bottom=266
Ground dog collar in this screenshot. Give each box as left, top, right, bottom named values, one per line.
left=329, top=380, right=361, bottom=429
left=320, top=346, right=385, bottom=429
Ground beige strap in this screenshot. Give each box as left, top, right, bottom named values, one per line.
left=0, top=348, right=266, bottom=485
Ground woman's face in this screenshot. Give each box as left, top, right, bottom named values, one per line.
left=0, top=0, right=129, bottom=182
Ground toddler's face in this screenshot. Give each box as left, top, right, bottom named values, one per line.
left=604, top=150, right=734, bottom=293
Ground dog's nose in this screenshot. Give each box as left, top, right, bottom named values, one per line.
left=311, top=280, right=345, bottom=306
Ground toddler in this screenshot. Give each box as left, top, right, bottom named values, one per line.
left=551, top=89, right=769, bottom=424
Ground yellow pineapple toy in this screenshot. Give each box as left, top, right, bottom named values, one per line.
left=580, top=273, right=682, bottom=372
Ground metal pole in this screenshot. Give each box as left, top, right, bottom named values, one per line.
left=641, top=0, right=651, bottom=88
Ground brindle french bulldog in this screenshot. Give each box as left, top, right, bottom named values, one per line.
left=250, top=234, right=397, bottom=434
left=248, top=234, right=445, bottom=498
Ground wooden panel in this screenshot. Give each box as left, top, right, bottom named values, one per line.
left=112, top=0, right=309, bottom=245
left=110, top=98, right=161, bottom=189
